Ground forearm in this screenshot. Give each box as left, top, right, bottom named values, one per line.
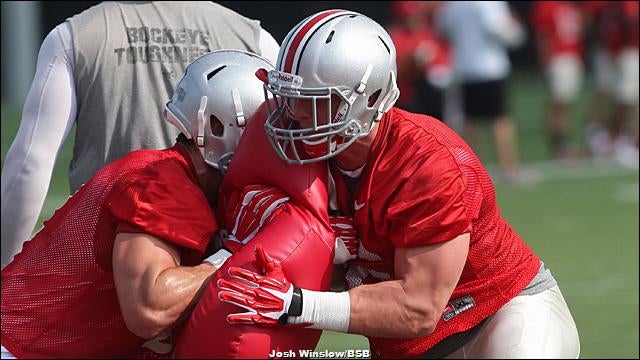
left=292, top=279, right=438, bottom=339
left=114, top=231, right=225, bottom=339
left=222, top=237, right=469, bottom=338
left=137, top=263, right=216, bottom=338
left=348, top=279, right=437, bottom=338
left=290, top=238, right=470, bottom=338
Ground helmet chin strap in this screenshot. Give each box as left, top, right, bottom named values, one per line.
left=176, top=94, right=221, bottom=205
left=196, top=95, right=208, bottom=147
left=194, top=95, right=222, bottom=171
left=232, top=88, right=246, bottom=127
left=375, top=71, right=399, bottom=121
left=333, top=64, right=373, bottom=137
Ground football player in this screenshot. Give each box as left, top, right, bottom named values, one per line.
left=218, top=10, right=581, bottom=359
left=0, top=50, right=273, bottom=358
left=1, top=1, right=281, bottom=269
left=530, top=1, right=585, bottom=159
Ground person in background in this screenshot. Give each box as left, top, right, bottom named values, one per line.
left=531, top=1, right=585, bottom=160
left=436, top=1, right=527, bottom=182
left=387, top=1, right=451, bottom=120
left=582, top=1, right=638, bottom=167
left=1, top=1, right=280, bottom=268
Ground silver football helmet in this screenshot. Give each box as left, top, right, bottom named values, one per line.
left=165, top=50, right=274, bottom=172
left=263, top=10, right=399, bottom=164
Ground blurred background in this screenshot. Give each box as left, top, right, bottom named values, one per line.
left=1, top=1, right=638, bottom=358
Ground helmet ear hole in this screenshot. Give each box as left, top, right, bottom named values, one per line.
left=368, top=89, right=381, bottom=107
left=210, top=115, right=224, bottom=137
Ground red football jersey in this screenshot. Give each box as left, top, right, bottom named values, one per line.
left=531, top=1, right=584, bottom=62
left=333, top=108, right=540, bottom=358
left=388, top=24, right=450, bottom=107
left=583, top=1, right=639, bottom=54
left=1, top=145, right=217, bottom=358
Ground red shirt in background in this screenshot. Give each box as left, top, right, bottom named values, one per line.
left=582, top=1, right=639, bottom=55
left=531, top=1, right=584, bottom=63
left=388, top=1, right=451, bottom=107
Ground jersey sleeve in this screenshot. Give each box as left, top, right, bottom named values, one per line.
left=107, top=168, right=217, bottom=254
left=385, top=147, right=471, bottom=248
left=0, top=23, right=76, bottom=267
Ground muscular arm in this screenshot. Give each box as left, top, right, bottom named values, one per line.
left=221, top=233, right=470, bottom=338
left=347, top=233, right=470, bottom=338
left=112, top=232, right=217, bottom=339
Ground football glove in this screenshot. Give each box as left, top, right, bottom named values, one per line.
left=217, top=245, right=309, bottom=326
left=227, top=185, right=289, bottom=246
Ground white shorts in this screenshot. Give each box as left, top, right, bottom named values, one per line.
left=593, top=47, right=640, bottom=105
left=594, top=47, right=616, bottom=95
left=1, top=344, right=17, bottom=359
left=546, top=54, right=583, bottom=104
left=445, top=285, right=580, bottom=359
left=615, top=48, right=639, bottom=105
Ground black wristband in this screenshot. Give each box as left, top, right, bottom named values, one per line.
left=278, top=287, right=303, bottom=324
left=288, top=287, right=303, bottom=316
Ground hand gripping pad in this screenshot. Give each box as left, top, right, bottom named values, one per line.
left=174, top=104, right=334, bottom=358
left=220, top=103, right=330, bottom=228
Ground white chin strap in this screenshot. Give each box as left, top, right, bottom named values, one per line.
left=164, top=96, right=217, bottom=169
left=301, top=137, right=325, bottom=146
left=333, top=65, right=399, bottom=136
left=375, top=71, right=399, bottom=121
left=194, top=95, right=212, bottom=166
left=301, top=137, right=338, bottom=152
left=232, top=88, right=246, bottom=127
left=332, top=64, right=374, bottom=137
left=196, top=95, right=208, bottom=147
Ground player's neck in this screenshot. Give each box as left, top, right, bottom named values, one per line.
left=333, top=123, right=379, bottom=171
left=177, top=141, right=222, bottom=208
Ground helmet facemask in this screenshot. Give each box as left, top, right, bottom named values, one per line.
left=263, top=70, right=366, bottom=165
left=262, top=10, right=400, bottom=165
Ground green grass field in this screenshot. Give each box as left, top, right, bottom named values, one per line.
left=1, top=69, right=638, bottom=358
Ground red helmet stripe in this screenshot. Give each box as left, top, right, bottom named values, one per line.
left=282, top=9, right=351, bottom=74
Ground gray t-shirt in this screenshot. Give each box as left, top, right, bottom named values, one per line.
left=67, top=1, right=264, bottom=191
left=519, top=260, right=557, bottom=296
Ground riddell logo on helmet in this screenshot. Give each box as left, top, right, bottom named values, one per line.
left=269, top=71, right=302, bottom=87
left=277, top=73, right=295, bottom=83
